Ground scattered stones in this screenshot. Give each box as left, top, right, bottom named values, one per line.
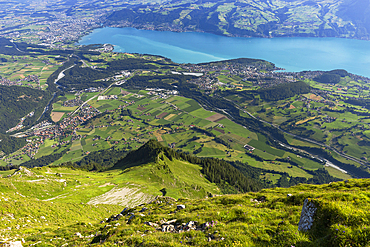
left=161, top=219, right=177, bottom=225
left=287, top=194, right=293, bottom=197
left=176, top=205, right=185, bottom=210
left=185, top=221, right=197, bottom=231
left=146, top=219, right=219, bottom=234
left=298, top=198, right=317, bottom=232
left=162, top=224, right=175, bottom=232
left=75, top=232, right=82, bottom=238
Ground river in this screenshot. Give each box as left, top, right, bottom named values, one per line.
left=79, top=27, right=370, bottom=77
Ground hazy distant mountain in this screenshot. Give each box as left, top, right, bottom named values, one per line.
left=105, top=0, right=370, bottom=39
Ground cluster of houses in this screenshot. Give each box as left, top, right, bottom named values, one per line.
left=0, top=74, right=40, bottom=87
left=9, top=105, right=101, bottom=160
left=38, top=18, right=100, bottom=45
left=178, top=62, right=289, bottom=91
left=62, top=99, right=83, bottom=107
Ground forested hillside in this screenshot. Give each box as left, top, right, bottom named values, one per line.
left=0, top=85, right=51, bottom=133
left=258, top=81, right=311, bottom=101
left=0, top=133, right=26, bottom=155
left=314, top=69, right=350, bottom=84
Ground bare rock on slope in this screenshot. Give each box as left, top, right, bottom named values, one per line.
left=298, top=198, right=317, bottom=232
left=87, top=186, right=154, bottom=207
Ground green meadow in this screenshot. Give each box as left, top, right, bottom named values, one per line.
left=0, top=165, right=368, bottom=247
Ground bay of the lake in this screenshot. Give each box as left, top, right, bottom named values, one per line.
left=79, top=27, right=370, bottom=77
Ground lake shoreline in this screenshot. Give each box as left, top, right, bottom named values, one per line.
left=79, top=27, right=370, bottom=78
left=105, top=23, right=370, bottom=41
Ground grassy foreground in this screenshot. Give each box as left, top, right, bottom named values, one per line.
left=0, top=166, right=369, bottom=246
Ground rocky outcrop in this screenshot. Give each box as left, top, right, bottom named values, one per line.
left=298, top=198, right=317, bottom=232
left=9, top=166, right=38, bottom=178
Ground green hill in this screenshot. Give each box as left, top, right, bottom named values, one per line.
left=113, top=139, right=264, bottom=194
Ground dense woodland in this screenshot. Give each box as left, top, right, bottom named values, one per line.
left=57, top=64, right=113, bottom=90
left=0, top=133, right=26, bottom=155
left=258, top=81, right=311, bottom=101
left=198, top=58, right=276, bottom=71
left=55, top=57, right=176, bottom=90
left=74, top=148, right=128, bottom=171
left=314, top=69, right=349, bottom=84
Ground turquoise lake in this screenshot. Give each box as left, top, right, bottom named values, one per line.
left=79, top=27, right=370, bottom=77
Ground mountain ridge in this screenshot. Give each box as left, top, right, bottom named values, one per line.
left=104, top=0, right=370, bottom=40
left=113, top=139, right=264, bottom=194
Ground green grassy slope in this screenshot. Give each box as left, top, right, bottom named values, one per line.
left=0, top=168, right=369, bottom=246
